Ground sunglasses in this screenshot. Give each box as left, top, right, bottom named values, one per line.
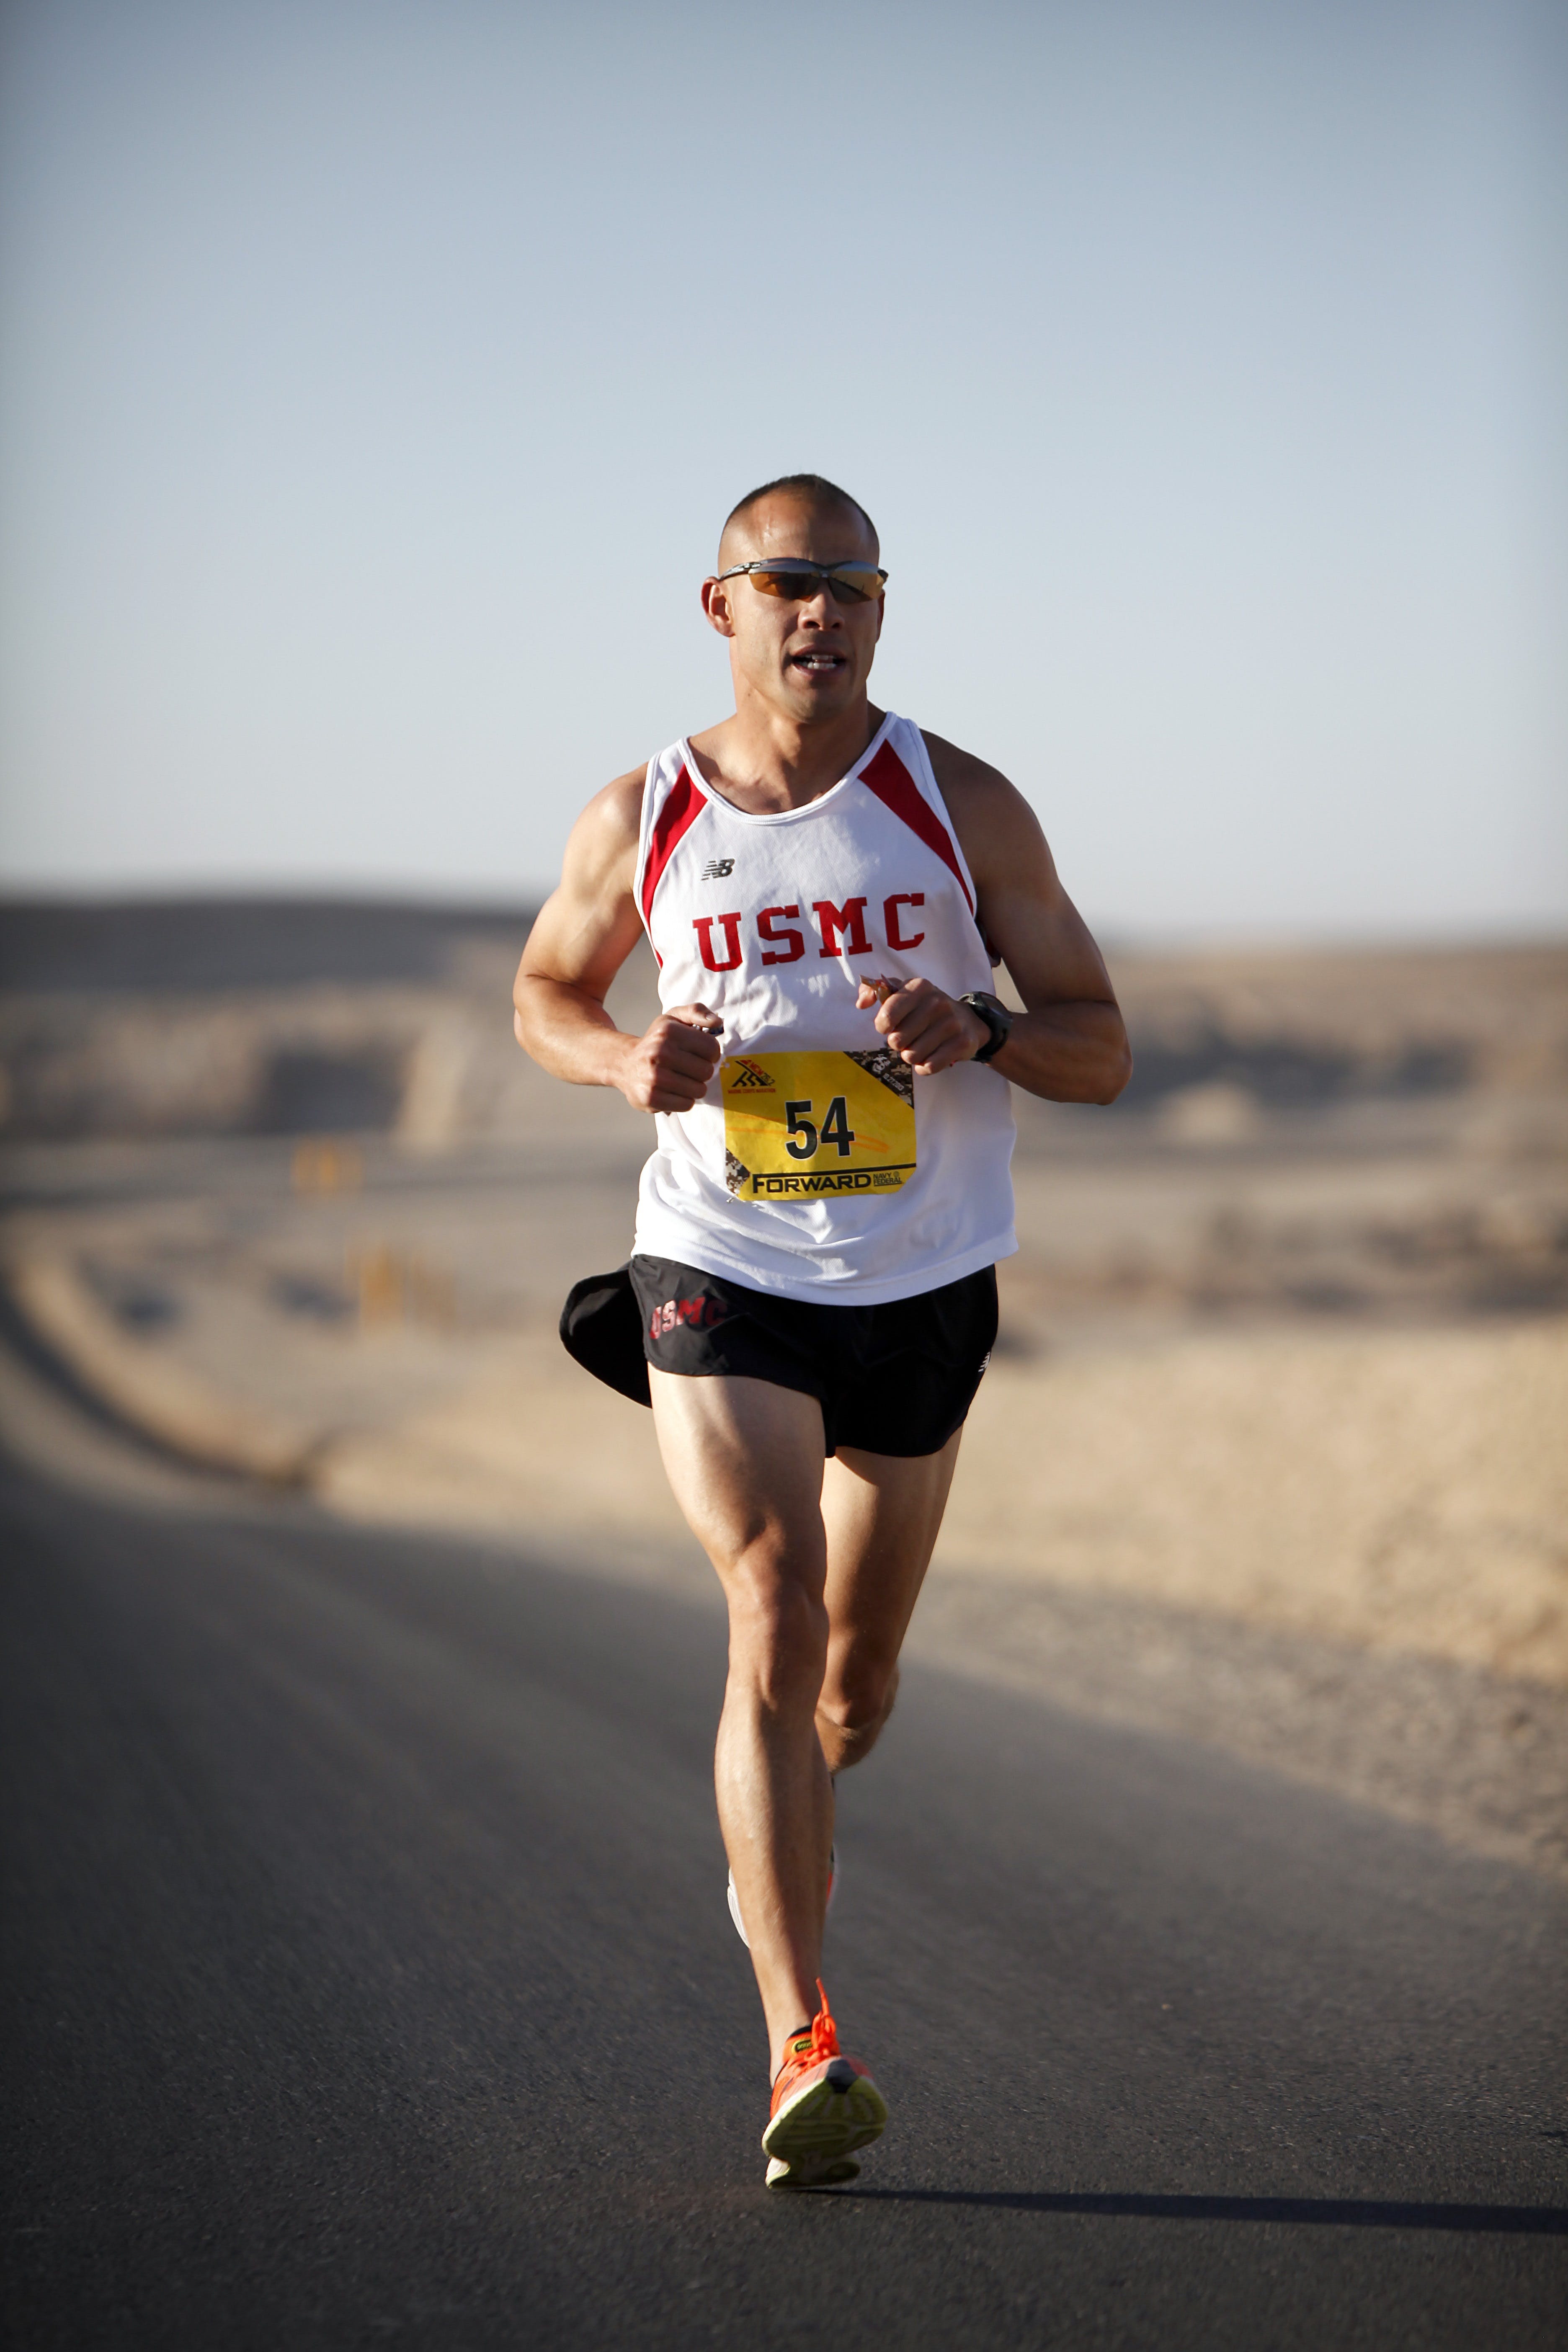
left=712, top=558, right=888, bottom=606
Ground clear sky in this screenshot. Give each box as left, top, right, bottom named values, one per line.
left=1, top=0, right=1563, bottom=937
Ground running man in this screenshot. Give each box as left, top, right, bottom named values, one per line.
left=513, top=474, right=1130, bottom=2187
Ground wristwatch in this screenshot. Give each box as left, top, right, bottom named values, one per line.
left=959, top=990, right=1014, bottom=1065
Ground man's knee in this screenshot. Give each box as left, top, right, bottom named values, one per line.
left=836, top=1656, right=900, bottom=1734
left=725, top=1540, right=829, bottom=1708
left=818, top=1658, right=900, bottom=1768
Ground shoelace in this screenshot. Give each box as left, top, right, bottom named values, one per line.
left=777, top=1980, right=841, bottom=2082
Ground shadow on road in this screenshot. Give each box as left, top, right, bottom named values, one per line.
left=851, top=2189, right=1568, bottom=2234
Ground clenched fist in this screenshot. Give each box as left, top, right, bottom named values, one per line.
left=616, top=1004, right=725, bottom=1113
left=854, top=975, right=990, bottom=1075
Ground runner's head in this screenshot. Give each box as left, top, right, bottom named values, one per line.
left=702, top=475, right=884, bottom=726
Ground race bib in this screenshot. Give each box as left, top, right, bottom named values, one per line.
left=721, top=1050, right=916, bottom=1201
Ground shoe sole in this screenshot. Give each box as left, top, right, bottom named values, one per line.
left=765, top=2152, right=862, bottom=2190
left=762, top=2071, right=887, bottom=2179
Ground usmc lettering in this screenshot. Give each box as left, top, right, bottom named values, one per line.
left=693, top=911, right=745, bottom=972
left=812, top=897, right=872, bottom=959
left=757, top=905, right=805, bottom=966
left=691, top=892, right=936, bottom=974
left=884, top=892, right=926, bottom=950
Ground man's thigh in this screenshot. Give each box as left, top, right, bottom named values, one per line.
left=820, top=1433, right=963, bottom=1678
left=647, top=1368, right=828, bottom=1583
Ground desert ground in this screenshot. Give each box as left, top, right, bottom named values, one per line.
left=1, top=901, right=1564, bottom=1876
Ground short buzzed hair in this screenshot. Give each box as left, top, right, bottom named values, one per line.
left=719, top=473, right=878, bottom=564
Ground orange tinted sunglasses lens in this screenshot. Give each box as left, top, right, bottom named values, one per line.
left=745, top=563, right=885, bottom=605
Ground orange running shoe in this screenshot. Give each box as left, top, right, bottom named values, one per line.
left=761, top=1980, right=887, bottom=2190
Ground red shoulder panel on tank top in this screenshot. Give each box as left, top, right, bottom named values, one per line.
left=859, top=742, right=974, bottom=913
left=640, top=763, right=706, bottom=959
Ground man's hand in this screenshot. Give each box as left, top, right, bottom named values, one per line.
left=616, top=1004, right=724, bottom=1112
left=854, top=975, right=989, bottom=1075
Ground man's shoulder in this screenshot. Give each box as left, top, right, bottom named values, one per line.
left=579, top=760, right=650, bottom=842
left=917, top=729, right=1020, bottom=812
left=557, top=761, right=651, bottom=899
left=913, top=728, right=1049, bottom=883
left=589, top=736, right=704, bottom=834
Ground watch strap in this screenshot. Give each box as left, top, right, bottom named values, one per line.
left=960, top=991, right=1013, bottom=1065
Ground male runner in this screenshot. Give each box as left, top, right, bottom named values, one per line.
left=513, top=474, right=1130, bottom=2188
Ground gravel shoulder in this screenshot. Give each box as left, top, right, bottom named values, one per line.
left=910, top=1569, right=1568, bottom=1886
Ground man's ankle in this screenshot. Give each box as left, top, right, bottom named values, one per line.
left=774, top=2023, right=812, bottom=2079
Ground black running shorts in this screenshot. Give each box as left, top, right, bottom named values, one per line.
left=624, top=1253, right=998, bottom=1458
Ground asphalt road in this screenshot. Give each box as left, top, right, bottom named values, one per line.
left=3, top=1460, right=1565, bottom=2350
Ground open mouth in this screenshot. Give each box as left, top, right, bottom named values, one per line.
left=788, top=652, right=846, bottom=676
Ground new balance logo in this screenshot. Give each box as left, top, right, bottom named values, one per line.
left=702, top=857, right=735, bottom=879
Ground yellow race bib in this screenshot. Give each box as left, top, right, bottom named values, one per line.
left=721, top=1050, right=916, bottom=1201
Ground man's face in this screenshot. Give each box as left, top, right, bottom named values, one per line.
left=702, top=495, right=884, bottom=725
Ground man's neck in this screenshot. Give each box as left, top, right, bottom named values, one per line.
left=689, top=700, right=885, bottom=816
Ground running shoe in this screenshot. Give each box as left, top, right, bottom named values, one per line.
left=761, top=1979, right=886, bottom=2191
left=727, top=1848, right=837, bottom=1949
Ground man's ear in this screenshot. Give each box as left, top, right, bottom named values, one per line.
left=700, top=578, right=738, bottom=638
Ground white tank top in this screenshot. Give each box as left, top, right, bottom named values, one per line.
left=630, top=711, right=1016, bottom=1304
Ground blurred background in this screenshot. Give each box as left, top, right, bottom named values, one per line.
left=3, top=0, right=1565, bottom=928
left=2, top=0, right=1565, bottom=1863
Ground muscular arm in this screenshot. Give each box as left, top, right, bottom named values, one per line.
left=511, top=766, right=724, bottom=1113
left=861, top=734, right=1131, bottom=1105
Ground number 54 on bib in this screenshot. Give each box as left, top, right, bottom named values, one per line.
left=721, top=1050, right=916, bottom=1201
